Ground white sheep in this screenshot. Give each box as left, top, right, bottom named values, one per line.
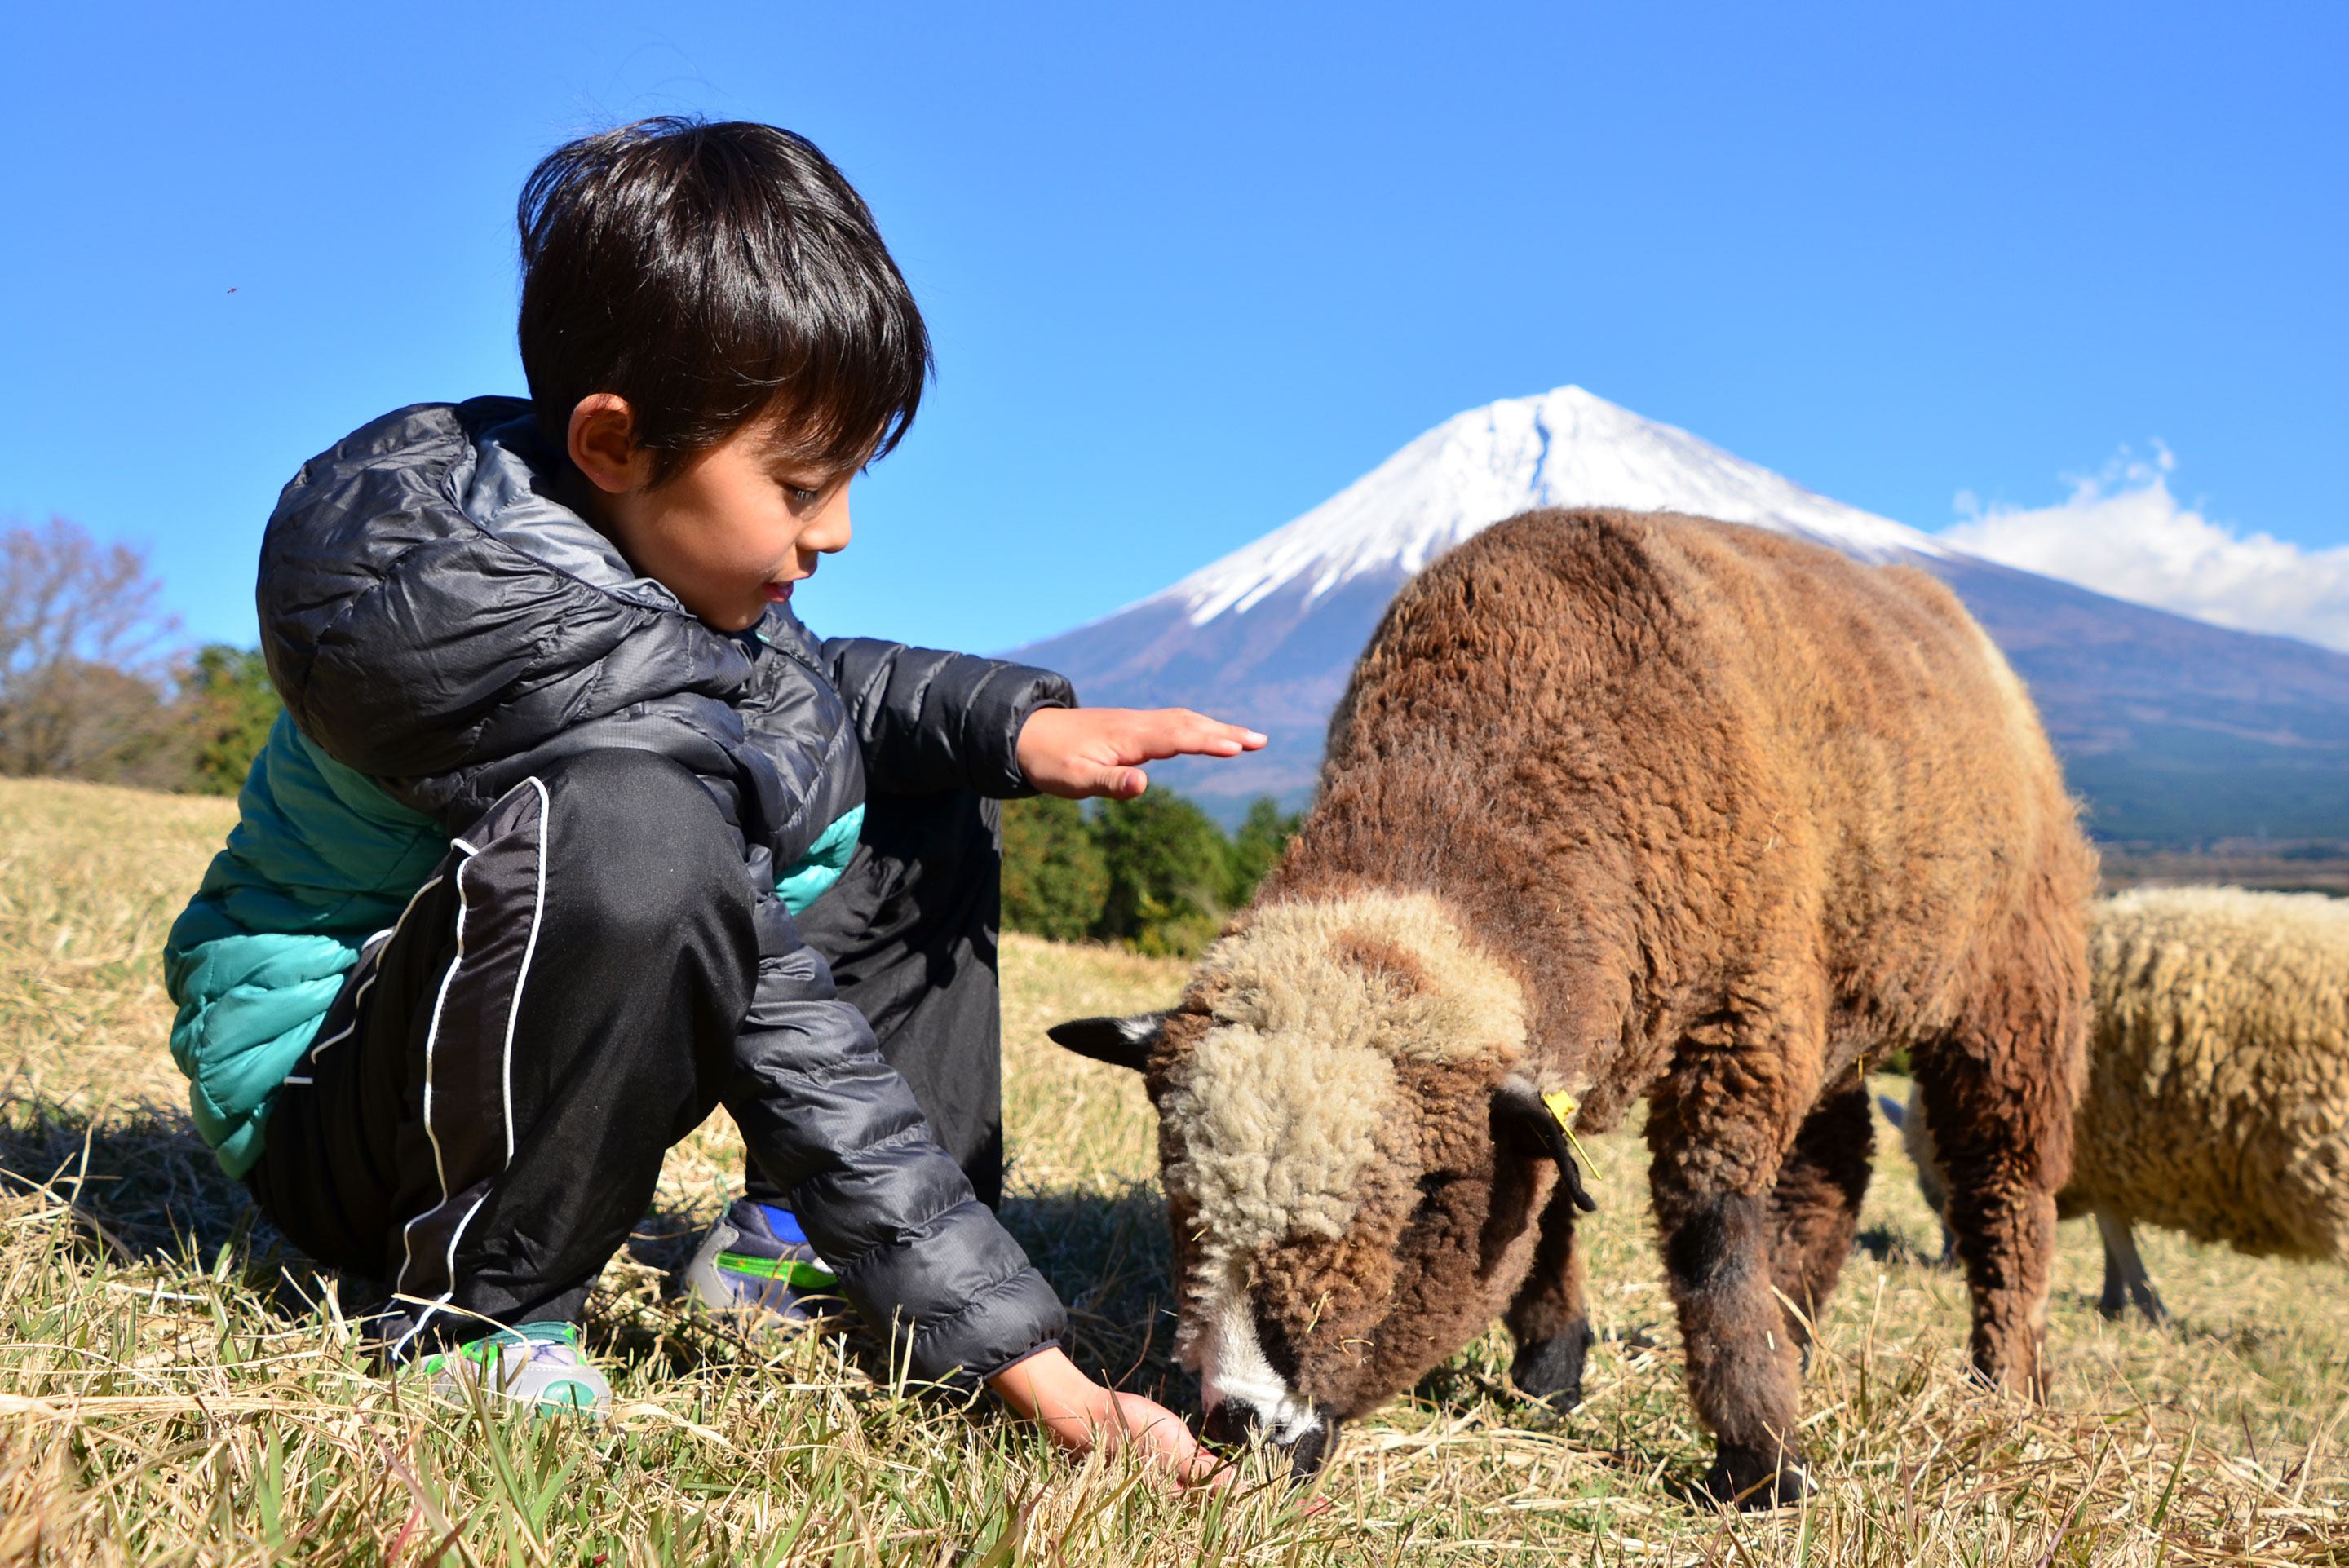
left=1887, top=885, right=2349, bottom=1324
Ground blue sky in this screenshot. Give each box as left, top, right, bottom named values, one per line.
left=2, top=2, right=2341, bottom=656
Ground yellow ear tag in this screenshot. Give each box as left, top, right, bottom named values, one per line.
left=1541, top=1089, right=1600, bottom=1182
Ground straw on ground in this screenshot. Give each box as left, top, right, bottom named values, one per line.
left=2, top=776, right=2347, bottom=1564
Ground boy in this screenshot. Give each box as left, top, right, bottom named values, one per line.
left=163, top=117, right=1256, bottom=1482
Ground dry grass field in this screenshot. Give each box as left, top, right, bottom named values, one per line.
left=4, top=775, right=2348, bottom=1563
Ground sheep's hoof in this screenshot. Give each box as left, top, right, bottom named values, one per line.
left=1705, top=1446, right=1814, bottom=1510
left=1511, top=1322, right=1595, bottom=1411
left=2099, top=1285, right=2170, bottom=1329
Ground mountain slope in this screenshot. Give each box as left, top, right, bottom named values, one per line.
left=1933, top=554, right=2349, bottom=841
left=1011, top=387, right=2349, bottom=841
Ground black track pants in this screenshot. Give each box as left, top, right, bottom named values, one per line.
left=753, top=788, right=1004, bottom=1208
left=247, top=750, right=759, bottom=1346
left=246, top=751, right=1006, bottom=1350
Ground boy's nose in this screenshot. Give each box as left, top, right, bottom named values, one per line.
left=811, top=491, right=853, bottom=553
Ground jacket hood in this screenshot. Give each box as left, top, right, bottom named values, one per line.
left=261, top=399, right=725, bottom=775
left=258, top=397, right=861, bottom=851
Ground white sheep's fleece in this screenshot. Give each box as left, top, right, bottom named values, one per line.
left=2076, top=886, right=2349, bottom=1260
left=1157, top=892, right=1528, bottom=1272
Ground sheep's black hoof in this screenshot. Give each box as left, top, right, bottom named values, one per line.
left=2099, top=1284, right=2170, bottom=1328
left=1511, top=1321, right=1595, bottom=1411
left=1705, top=1446, right=1813, bottom=1510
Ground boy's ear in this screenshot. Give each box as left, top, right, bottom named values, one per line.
left=1046, top=1014, right=1167, bottom=1074
left=567, top=393, right=650, bottom=494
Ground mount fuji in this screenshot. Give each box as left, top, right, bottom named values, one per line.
left=1009, top=386, right=2349, bottom=842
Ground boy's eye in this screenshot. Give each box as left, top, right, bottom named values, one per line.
left=785, top=484, right=822, bottom=505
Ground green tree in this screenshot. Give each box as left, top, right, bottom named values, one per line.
left=1222, top=795, right=1301, bottom=908
left=179, top=644, right=281, bottom=796
left=1000, top=794, right=1108, bottom=942
left=1094, top=789, right=1230, bottom=957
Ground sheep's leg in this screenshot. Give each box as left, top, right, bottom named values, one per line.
left=2094, top=1208, right=2169, bottom=1327
left=1913, top=933, right=2084, bottom=1398
left=1767, top=1067, right=1874, bottom=1364
left=1648, top=1022, right=1815, bottom=1509
left=1506, top=1184, right=1592, bottom=1408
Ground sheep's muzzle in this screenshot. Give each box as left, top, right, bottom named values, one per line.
left=1201, top=1398, right=1343, bottom=1483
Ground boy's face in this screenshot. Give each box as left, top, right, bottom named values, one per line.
left=570, top=396, right=858, bottom=633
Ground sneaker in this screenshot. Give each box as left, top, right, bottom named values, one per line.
left=417, top=1321, right=611, bottom=1417
left=682, top=1199, right=842, bottom=1320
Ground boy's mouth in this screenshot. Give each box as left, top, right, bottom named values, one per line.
left=763, top=582, right=794, bottom=603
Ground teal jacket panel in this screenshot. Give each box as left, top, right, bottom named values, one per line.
left=164, top=712, right=453, bottom=1176
left=777, top=802, right=865, bottom=916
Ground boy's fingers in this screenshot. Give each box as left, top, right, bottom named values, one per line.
left=1095, top=766, right=1147, bottom=798
left=1179, top=1456, right=1236, bottom=1491
left=1118, top=709, right=1264, bottom=762
left=1103, top=1393, right=1231, bottom=1491
left=1161, top=712, right=1265, bottom=754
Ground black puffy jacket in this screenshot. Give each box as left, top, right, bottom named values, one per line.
left=246, top=396, right=1073, bottom=1383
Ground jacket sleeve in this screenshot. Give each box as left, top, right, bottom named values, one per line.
left=724, top=890, right=1068, bottom=1387
left=820, top=638, right=1074, bottom=797
left=410, top=704, right=1066, bottom=1388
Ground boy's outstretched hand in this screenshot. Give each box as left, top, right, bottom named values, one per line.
left=1015, top=708, right=1266, bottom=800
left=986, top=1347, right=1229, bottom=1490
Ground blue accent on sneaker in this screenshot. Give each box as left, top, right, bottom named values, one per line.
left=681, top=1198, right=841, bottom=1322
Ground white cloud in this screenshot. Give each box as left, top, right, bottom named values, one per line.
left=1940, top=451, right=2349, bottom=654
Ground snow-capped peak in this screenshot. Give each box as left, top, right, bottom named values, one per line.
left=1159, top=385, right=1946, bottom=627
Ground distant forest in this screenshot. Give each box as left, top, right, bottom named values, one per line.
left=1001, top=793, right=1298, bottom=957
left=0, top=519, right=278, bottom=798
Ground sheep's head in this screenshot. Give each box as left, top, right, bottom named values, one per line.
left=1050, top=892, right=1595, bottom=1480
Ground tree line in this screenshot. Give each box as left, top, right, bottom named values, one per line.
left=1002, top=791, right=1300, bottom=957
left=0, top=519, right=279, bottom=796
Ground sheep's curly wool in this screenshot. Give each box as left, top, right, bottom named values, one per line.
left=1115, top=508, right=2095, bottom=1505
left=1157, top=893, right=1528, bottom=1272
left=2074, top=886, right=2349, bottom=1261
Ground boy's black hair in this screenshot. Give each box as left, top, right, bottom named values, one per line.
left=518, top=117, right=931, bottom=480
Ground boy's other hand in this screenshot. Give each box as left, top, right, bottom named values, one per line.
left=1015, top=707, right=1266, bottom=800
left=986, top=1348, right=1230, bottom=1490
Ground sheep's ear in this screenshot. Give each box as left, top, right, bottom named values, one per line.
left=1046, top=1013, right=1167, bottom=1073
left=1876, top=1094, right=1908, bottom=1131
left=1493, top=1077, right=1599, bottom=1213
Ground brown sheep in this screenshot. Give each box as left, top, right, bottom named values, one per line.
left=1052, top=508, right=2096, bottom=1508
left=1888, top=885, right=2349, bottom=1326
